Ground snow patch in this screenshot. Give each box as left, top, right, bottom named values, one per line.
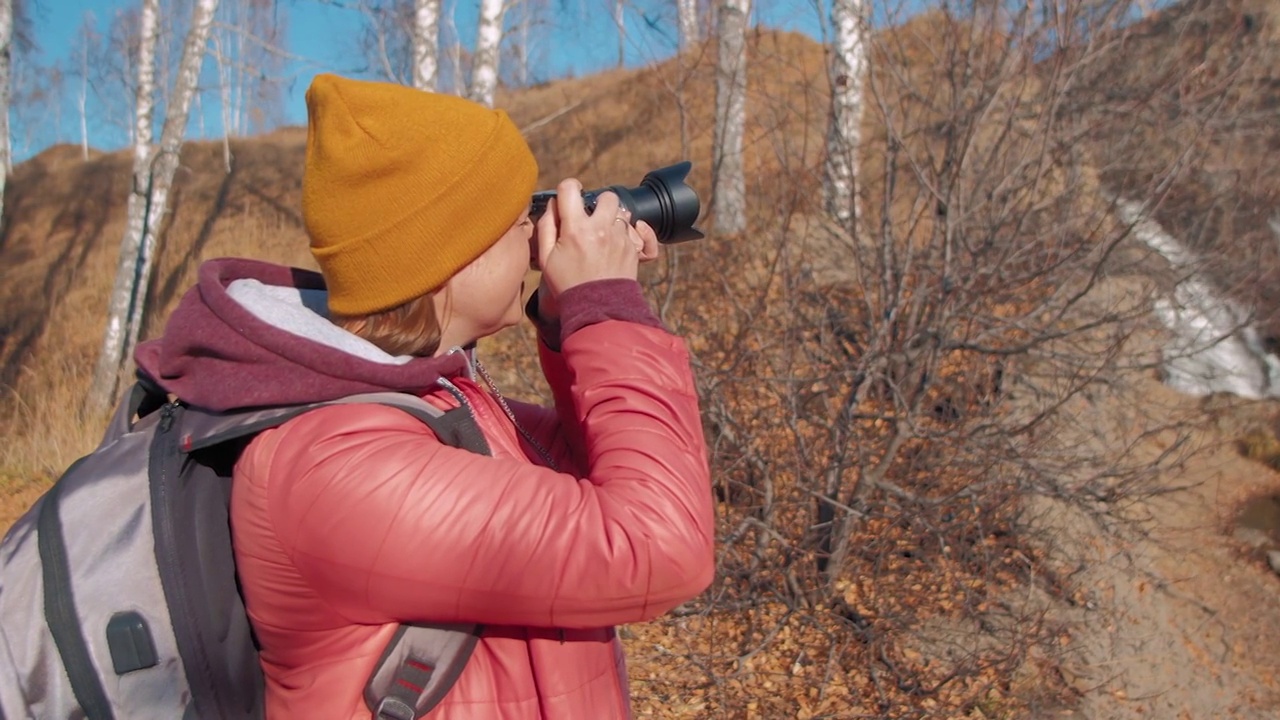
left=1119, top=200, right=1280, bottom=399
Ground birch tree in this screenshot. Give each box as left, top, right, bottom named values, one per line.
left=613, top=0, right=625, bottom=68
left=514, top=0, right=530, bottom=87
left=712, top=0, right=747, bottom=233
left=94, top=8, right=140, bottom=146
left=0, top=0, right=45, bottom=191
left=0, top=0, right=13, bottom=223
left=468, top=0, right=505, bottom=107
left=211, top=0, right=286, bottom=138
left=678, top=0, right=699, bottom=51
left=358, top=0, right=448, bottom=91
left=87, top=0, right=221, bottom=417
left=413, top=0, right=440, bottom=90
left=821, top=0, right=868, bottom=232
left=72, top=12, right=99, bottom=161
left=443, top=0, right=465, bottom=93
left=213, top=0, right=246, bottom=136
left=87, top=0, right=159, bottom=418
left=211, top=31, right=234, bottom=169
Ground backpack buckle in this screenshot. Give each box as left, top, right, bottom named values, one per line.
left=374, top=697, right=417, bottom=720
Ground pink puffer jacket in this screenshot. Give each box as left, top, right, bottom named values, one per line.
left=229, top=321, right=715, bottom=719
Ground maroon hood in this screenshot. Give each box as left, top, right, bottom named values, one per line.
left=135, top=258, right=470, bottom=412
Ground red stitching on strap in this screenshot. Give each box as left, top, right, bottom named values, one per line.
left=396, top=678, right=423, bottom=693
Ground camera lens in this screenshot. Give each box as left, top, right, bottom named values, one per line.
left=528, top=162, right=704, bottom=244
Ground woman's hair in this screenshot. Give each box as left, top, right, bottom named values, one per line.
left=331, top=290, right=445, bottom=357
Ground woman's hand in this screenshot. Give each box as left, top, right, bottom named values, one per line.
left=534, top=179, right=660, bottom=319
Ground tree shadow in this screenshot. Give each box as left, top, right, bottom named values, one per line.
left=1, top=156, right=123, bottom=392
left=147, top=162, right=239, bottom=336
left=240, top=180, right=303, bottom=230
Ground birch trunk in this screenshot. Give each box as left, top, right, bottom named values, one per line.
left=822, top=0, right=867, bottom=233
left=413, top=0, right=440, bottom=91
left=469, top=0, right=505, bottom=107
left=122, top=0, right=221, bottom=360
left=212, top=33, right=233, bottom=170
left=86, top=0, right=221, bottom=415
left=87, top=0, right=160, bottom=418
left=516, top=0, right=530, bottom=87
left=613, top=0, right=625, bottom=68
left=678, top=0, right=699, bottom=51
left=712, top=0, right=748, bottom=234
left=78, top=15, right=90, bottom=161
left=445, top=0, right=465, bottom=94
left=0, top=0, right=12, bottom=208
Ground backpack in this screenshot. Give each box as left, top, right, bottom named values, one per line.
left=0, top=376, right=493, bottom=720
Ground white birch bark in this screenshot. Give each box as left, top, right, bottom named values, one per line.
left=88, top=0, right=160, bottom=417
left=516, top=0, right=530, bottom=87
left=0, top=0, right=12, bottom=196
left=231, top=1, right=245, bottom=133
left=122, top=0, right=220, bottom=361
left=212, top=32, right=233, bottom=170
left=77, top=13, right=92, bottom=161
left=469, top=0, right=505, bottom=107
left=678, top=0, right=699, bottom=51
left=413, top=0, right=440, bottom=91
left=86, top=0, right=221, bottom=415
left=613, top=0, right=625, bottom=68
left=822, top=0, right=867, bottom=232
left=445, top=0, right=465, bottom=94
left=440, top=0, right=465, bottom=94
left=712, top=0, right=748, bottom=234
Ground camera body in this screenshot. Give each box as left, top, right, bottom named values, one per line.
left=529, top=161, right=704, bottom=244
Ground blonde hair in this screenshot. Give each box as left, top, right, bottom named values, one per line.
left=332, top=291, right=445, bottom=357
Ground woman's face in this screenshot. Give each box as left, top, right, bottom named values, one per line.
left=434, top=210, right=535, bottom=352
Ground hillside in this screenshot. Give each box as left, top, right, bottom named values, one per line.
left=3, top=4, right=1280, bottom=717
left=1070, top=0, right=1280, bottom=329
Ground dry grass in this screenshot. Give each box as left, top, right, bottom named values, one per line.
left=0, top=135, right=317, bottom=484
left=1238, top=427, right=1280, bottom=471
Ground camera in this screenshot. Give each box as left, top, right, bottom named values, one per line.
left=529, top=161, right=705, bottom=244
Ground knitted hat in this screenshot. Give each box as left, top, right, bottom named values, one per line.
left=302, top=74, right=538, bottom=316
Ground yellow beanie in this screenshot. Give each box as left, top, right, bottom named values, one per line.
left=302, top=73, right=538, bottom=316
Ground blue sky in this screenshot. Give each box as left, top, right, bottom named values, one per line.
left=21, top=0, right=829, bottom=161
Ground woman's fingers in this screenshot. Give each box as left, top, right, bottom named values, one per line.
left=534, top=193, right=560, bottom=271
left=538, top=181, right=640, bottom=294
left=633, top=220, right=660, bottom=262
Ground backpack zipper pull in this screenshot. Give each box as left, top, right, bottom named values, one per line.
left=159, top=402, right=177, bottom=432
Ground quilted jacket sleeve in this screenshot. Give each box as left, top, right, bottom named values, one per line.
left=240, top=320, right=714, bottom=629
left=505, top=279, right=668, bottom=475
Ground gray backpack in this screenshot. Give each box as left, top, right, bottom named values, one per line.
left=0, top=377, right=492, bottom=720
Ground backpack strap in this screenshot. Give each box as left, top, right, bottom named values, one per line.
left=331, top=394, right=489, bottom=719
left=365, top=624, right=482, bottom=720
left=38, top=470, right=117, bottom=720
left=99, top=378, right=169, bottom=447
left=180, top=391, right=492, bottom=719
left=181, top=392, right=491, bottom=457
left=330, top=392, right=491, bottom=456
left=40, top=379, right=173, bottom=720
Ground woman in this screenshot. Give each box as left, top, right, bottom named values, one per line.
left=136, top=74, right=714, bottom=718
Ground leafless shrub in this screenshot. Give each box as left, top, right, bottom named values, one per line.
left=619, top=1, right=1263, bottom=715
